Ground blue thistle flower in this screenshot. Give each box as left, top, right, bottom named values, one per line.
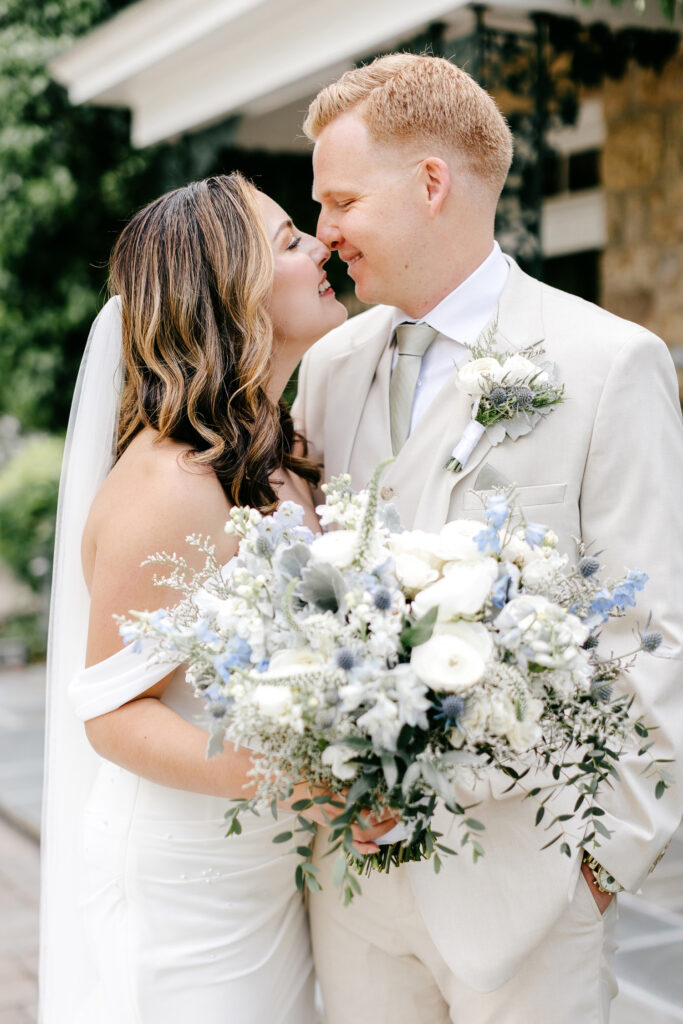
left=591, top=680, right=613, bottom=702
left=579, top=557, right=600, bottom=578
left=336, top=648, right=357, bottom=671
left=640, top=631, right=663, bottom=653
left=372, top=587, right=392, bottom=611
left=433, top=694, right=466, bottom=724
left=489, top=386, right=508, bottom=408
left=514, top=385, right=534, bottom=408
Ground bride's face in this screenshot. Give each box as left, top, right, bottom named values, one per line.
left=257, top=192, right=347, bottom=359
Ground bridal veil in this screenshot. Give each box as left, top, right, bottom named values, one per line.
left=40, top=297, right=123, bottom=1022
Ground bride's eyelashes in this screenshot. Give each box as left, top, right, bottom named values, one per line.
left=286, top=236, right=302, bottom=250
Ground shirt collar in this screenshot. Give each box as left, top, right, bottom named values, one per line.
left=389, top=242, right=509, bottom=346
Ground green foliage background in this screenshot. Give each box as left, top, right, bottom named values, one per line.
left=0, top=0, right=168, bottom=432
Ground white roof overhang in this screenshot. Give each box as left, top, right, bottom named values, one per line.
left=50, top=0, right=677, bottom=148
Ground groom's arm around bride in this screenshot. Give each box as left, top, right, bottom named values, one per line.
left=293, top=53, right=683, bottom=1024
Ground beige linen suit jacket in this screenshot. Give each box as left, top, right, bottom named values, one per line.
left=293, top=257, right=683, bottom=991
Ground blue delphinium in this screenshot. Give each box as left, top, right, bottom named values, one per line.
left=587, top=590, right=616, bottom=625
left=475, top=525, right=501, bottom=555
left=491, top=573, right=512, bottom=609
left=214, top=637, right=252, bottom=682
left=612, top=570, right=649, bottom=611
left=525, top=522, right=548, bottom=548
left=484, top=495, right=509, bottom=530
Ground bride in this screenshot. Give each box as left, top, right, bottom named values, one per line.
left=40, top=172, right=363, bottom=1023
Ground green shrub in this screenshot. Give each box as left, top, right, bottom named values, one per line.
left=0, top=434, right=64, bottom=590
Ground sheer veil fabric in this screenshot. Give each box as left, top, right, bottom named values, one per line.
left=39, top=297, right=124, bottom=1022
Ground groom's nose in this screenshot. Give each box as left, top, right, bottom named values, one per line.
left=316, top=210, right=341, bottom=251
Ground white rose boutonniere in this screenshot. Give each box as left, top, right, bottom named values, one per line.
left=446, top=322, right=565, bottom=473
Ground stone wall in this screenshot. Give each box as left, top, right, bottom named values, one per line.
left=596, top=43, right=683, bottom=395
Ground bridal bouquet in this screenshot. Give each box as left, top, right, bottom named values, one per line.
left=119, top=466, right=668, bottom=903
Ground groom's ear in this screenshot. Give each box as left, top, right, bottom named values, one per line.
left=419, top=157, right=450, bottom=218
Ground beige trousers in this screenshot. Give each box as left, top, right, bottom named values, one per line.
left=310, top=845, right=618, bottom=1024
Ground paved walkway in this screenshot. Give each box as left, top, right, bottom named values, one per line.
left=0, top=663, right=682, bottom=1022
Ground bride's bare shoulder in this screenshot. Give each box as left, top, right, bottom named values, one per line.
left=84, top=429, right=230, bottom=554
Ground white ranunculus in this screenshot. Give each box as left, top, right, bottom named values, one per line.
left=394, top=553, right=441, bottom=594
left=413, top=558, right=498, bottom=620
left=434, top=519, right=486, bottom=563
left=310, top=529, right=357, bottom=570
left=411, top=633, right=487, bottom=693
left=433, top=619, right=494, bottom=665
left=252, top=683, right=294, bottom=720
left=457, top=358, right=504, bottom=397
left=321, top=743, right=359, bottom=781
left=501, top=354, right=548, bottom=386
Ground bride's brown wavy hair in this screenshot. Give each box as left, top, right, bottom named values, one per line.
left=110, top=172, right=320, bottom=512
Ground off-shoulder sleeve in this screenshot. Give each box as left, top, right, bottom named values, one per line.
left=69, top=642, right=180, bottom=721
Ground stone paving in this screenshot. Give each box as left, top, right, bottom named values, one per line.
left=0, top=663, right=682, bottom=1023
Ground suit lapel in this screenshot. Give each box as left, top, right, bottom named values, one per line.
left=387, top=259, right=547, bottom=531
left=323, top=308, right=394, bottom=480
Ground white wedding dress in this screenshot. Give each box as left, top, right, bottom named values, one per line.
left=39, top=298, right=316, bottom=1023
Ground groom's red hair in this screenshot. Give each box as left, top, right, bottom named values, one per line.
left=304, top=53, right=513, bottom=196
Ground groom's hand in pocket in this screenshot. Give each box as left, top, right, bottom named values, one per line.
left=580, top=861, right=614, bottom=915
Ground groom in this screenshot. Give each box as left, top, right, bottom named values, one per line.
left=293, top=54, right=683, bottom=1022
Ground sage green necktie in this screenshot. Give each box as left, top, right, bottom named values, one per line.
left=389, top=322, right=438, bottom=455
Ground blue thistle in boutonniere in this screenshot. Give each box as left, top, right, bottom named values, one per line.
left=445, top=323, right=565, bottom=472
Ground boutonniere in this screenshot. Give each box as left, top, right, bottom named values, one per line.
left=445, top=324, right=565, bottom=473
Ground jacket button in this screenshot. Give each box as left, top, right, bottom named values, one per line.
left=380, top=486, right=394, bottom=501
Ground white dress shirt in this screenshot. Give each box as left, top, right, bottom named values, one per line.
left=390, top=241, right=510, bottom=434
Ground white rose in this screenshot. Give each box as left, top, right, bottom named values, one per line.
left=413, top=558, right=497, bottom=620
left=253, top=683, right=294, bottom=720
left=501, top=354, right=548, bottom=386
left=310, top=529, right=357, bottom=570
left=411, top=633, right=487, bottom=693
left=507, top=717, right=543, bottom=754
left=488, top=694, right=518, bottom=737
left=394, top=553, right=441, bottom=594
left=434, top=519, right=486, bottom=563
left=502, top=533, right=540, bottom=568
left=456, top=358, right=504, bottom=396
left=321, top=743, right=359, bottom=781
left=459, top=694, right=491, bottom=737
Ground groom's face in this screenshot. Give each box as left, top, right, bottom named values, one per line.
left=312, top=113, right=435, bottom=311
